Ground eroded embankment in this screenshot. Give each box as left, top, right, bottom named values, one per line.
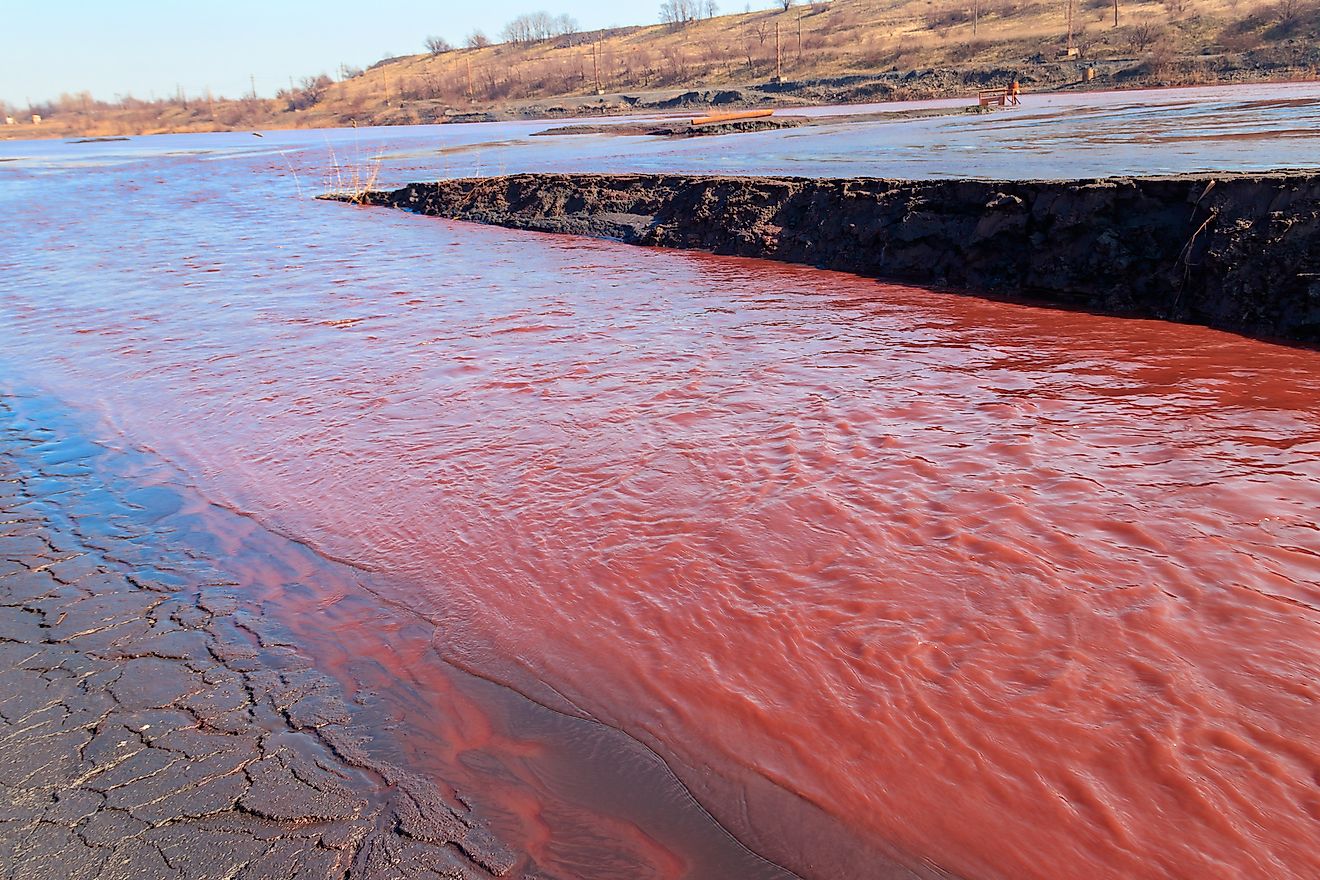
left=353, top=172, right=1320, bottom=344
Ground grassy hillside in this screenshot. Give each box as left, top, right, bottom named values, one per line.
left=5, top=0, right=1317, bottom=138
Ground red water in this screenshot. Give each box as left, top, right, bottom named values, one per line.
left=2, top=97, right=1319, bottom=879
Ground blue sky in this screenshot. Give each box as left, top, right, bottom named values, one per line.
left=4, top=0, right=775, bottom=107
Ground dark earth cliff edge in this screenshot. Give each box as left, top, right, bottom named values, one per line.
left=351, top=173, right=1320, bottom=344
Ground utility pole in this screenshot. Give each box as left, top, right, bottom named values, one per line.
left=774, top=21, right=781, bottom=82
left=249, top=74, right=257, bottom=100
left=797, top=12, right=803, bottom=59
left=593, top=40, right=603, bottom=94
left=1113, top=0, right=1119, bottom=27
left=466, top=57, right=474, bottom=102
left=1066, top=0, right=1075, bottom=52
left=973, top=0, right=979, bottom=35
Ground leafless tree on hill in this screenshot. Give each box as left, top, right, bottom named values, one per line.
left=466, top=30, right=492, bottom=48
left=526, top=11, right=554, bottom=39
left=660, top=0, right=701, bottom=26
left=502, top=16, right=532, bottom=43
left=280, top=74, right=333, bottom=111
left=1127, top=17, right=1164, bottom=50
left=502, top=11, right=580, bottom=43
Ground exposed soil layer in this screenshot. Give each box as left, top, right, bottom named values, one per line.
left=530, top=105, right=986, bottom=139
left=531, top=117, right=809, bottom=138
left=352, top=172, right=1320, bottom=344
left=0, top=402, right=517, bottom=880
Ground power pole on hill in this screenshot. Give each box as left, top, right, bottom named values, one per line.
left=774, top=22, right=781, bottom=82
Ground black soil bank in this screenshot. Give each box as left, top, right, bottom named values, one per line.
left=351, top=173, right=1320, bottom=344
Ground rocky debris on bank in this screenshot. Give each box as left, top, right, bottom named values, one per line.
left=532, top=116, right=808, bottom=138
left=0, top=404, right=517, bottom=880
left=648, top=89, right=751, bottom=110
left=531, top=103, right=991, bottom=139
left=348, top=173, right=1320, bottom=344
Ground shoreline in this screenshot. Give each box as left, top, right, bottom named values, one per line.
left=0, top=398, right=517, bottom=879
left=3, top=71, right=1317, bottom=142
left=343, top=171, right=1320, bottom=345
left=0, top=390, right=850, bottom=880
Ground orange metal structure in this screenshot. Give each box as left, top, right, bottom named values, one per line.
left=978, top=85, right=1022, bottom=108
left=689, top=110, right=775, bottom=126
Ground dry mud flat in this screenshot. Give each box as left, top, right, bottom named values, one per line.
left=353, top=172, right=1320, bottom=344
left=0, top=404, right=515, bottom=880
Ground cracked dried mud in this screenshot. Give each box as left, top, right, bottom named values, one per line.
left=0, top=403, right=515, bottom=880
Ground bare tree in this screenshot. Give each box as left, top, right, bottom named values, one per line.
left=502, top=16, right=532, bottom=43
left=1127, top=17, right=1163, bottom=51
left=425, top=35, right=452, bottom=55
left=660, top=0, right=701, bottom=26
left=527, top=11, right=555, bottom=39
left=466, top=30, right=492, bottom=48
left=778, top=0, right=796, bottom=9
left=704, top=0, right=720, bottom=17
left=302, top=74, right=332, bottom=100
left=281, top=74, right=333, bottom=111
left=503, top=11, right=575, bottom=43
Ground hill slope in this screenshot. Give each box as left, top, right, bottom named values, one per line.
left=5, top=0, right=1318, bottom=138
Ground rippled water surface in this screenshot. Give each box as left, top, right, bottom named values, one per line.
left=2, top=84, right=1319, bottom=880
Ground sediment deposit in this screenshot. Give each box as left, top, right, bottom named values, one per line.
left=353, top=172, right=1320, bottom=343
left=0, top=403, right=515, bottom=880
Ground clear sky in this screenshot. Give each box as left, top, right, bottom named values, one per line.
left=3, top=0, right=776, bottom=107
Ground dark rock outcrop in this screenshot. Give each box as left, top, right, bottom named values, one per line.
left=353, top=173, right=1320, bottom=344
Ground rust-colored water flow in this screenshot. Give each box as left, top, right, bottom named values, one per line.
left=3, top=392, right=797, bottom=880
left=2, top=94, right=1319, bottom=880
